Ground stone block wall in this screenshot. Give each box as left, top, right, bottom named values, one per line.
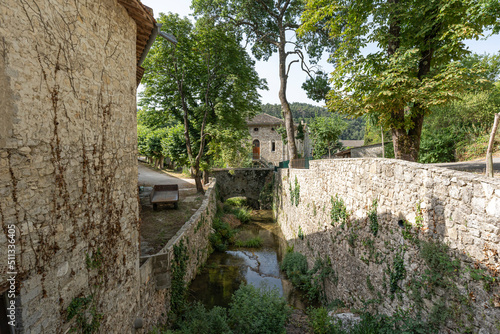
left=212, top=168, right=274, bottom=208
left=250, top=126, right=286, bottom=166
left=249, top=125, right=311, bottom=166
left=276, top=158, right=500, bottom=333
left=137, top=181, right=217, bottom=332
left=0, top=0, right=141, bottom=332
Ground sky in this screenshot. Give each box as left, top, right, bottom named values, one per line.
left=141, top=0, right=500, bottom=107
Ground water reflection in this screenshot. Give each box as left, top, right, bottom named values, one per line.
left=188, top=211, right=308, bottom=310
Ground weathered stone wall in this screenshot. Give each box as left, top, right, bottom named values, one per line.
left=137, top=181, right=217, bottom=332
left=250, top=126, right=286, bottom=166
left=249, top=125, right=310, bottom=165
left=0, top=0, right=141, bottom=332
left=276, top=159, right=500, bottom=333
left=212, top=168, right=274, bottom=208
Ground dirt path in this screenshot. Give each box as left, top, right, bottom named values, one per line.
left=138, top=162, right=203, bottom=257
left=138, top=162, right=196, bottom=189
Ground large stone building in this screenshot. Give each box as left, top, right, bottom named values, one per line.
left=248, top=113, right=311, bottom=166
left=0, top=0, right=159, bottom=332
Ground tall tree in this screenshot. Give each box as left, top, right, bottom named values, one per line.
left=192, top=0, right=330, bottom=161
left=300, top=0, right=500, bottom=161
left=140, top=13, right=264, bottom=192
left=309, top=116, right=347, bottom=158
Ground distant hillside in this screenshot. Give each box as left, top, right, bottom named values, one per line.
left=261, top=102, right=365, bottom=140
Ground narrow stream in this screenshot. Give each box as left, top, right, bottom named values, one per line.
left=188, top=210, right=311, bottom=309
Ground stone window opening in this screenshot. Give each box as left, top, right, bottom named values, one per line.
left=271, top=141, right=276, bottom=152
left=271, top=127, right=275, bottom=131
left=254, top=127, right=259, bottom=132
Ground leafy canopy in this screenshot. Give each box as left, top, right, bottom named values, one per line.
left=300, top=0, right=500, bottom=160
left=139, top=13, right=265, bottom=172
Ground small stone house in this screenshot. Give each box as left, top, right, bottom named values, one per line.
left=248, top=113, right=311, bottom=166
left=0, top=0, right=160, bottom=332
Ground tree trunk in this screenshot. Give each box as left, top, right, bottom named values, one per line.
left=391, top=112, right=424, bottom=162
left=193, top=166, right=204, bottom=193
left=486, top=113, right=500, bottom=177
left=278, top=29, right=298, bottom=161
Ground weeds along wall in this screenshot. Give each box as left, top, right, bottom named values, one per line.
left=137, top=182, right=217, bottom=332
left=0, top=0, right=143, bottom=332
left=275, top=159, right=500, bottom=333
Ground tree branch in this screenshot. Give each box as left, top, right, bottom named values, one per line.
left=255, top=0, right=278, bottom=19
left=286, top=59, right=299, bottom=76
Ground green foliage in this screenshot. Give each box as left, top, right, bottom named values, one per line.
left=368, top=199, right=378, bottom=237
left=298, top=226, right=305, bottom=240
left=171, top=239, right=189, bottom=317
left=140, top=13, right=264, bottom=188
left=160, top=123, right=189, bottom=167
left=290, top=176, right=300, bottom=206
left=351, top=310, right=430, bottom=334
left=468, top=266, right=496, bottom=292
left=223, top=198, right=252, bottom=223
left=309, top=116, right=347, bottom=158
left=225, top=197, right=247, bottom=208
left=389, top=251, right=406, bottom=294
left=330, top=195, right=348, bottom=228
left=281, top=252, right=335, bottom=303
left=420, top=240, right=460, bottom=291
left=261, top=103, right=365, bottom=140
left=300, top=0, right=499, bottom=160
left=308, top=307, right=341, bottom=334
left=281, top=251, right=310, bottom=288
left=85, top=248, right=103, bottom=271
left=235, top=207, right=251, bottom=223
left=209, top=218, right=236, bottom=252
left=228, top=285, right=291, bottom=334
left=167, top=285, right=290, bottom=334
left=171, top=302, right=232, bottom=334
left=235, top=237, right=263, bottom=248
left=66, top=295, right=103, bottom=333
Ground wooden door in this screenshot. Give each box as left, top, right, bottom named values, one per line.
left=252, top=140, right=260, bottom=160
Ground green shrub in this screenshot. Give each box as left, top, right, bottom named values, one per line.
left=308, top=307, right=342, bottom=334
left=209, top=218, right=236, bottom=252
left=281, top=251, right=309, bottom=287
left=225, top=197, right=247, bottom=207
left=368, top=199, right=378, bottom=237
left=330, top=195, right=348, bottom=227
left=418, top=127, right=459, bottom=163
left=174, top=302, right=232, bottom=334
left=420, top=240, right=460, bottom=290
left=235, top=237, right=263, bottom=248
left=235, top=207, right=251, bottom=223
left=281, top=252, right=335, bottom=303
left=228, top=285, right=290, bottom=334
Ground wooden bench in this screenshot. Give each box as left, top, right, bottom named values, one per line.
left=150, top=184, right=179, bottom=210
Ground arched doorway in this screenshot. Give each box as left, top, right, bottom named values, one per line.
left=252, top=139, right=260, bottom=160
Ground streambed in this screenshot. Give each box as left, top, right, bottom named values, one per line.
left=188, top=210, right=312, bottom=309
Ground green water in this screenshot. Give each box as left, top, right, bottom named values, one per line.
left=188, top=211, right=310, bottom=309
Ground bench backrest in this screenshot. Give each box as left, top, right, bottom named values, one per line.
left=153, top=184, right=179, bottom=192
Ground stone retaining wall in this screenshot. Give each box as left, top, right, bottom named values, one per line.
left=137, top=181, right=217, bottom=332
left=276, top=158, right=500, bottom=333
